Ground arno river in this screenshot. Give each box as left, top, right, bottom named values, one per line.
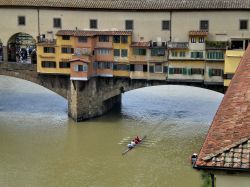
left=0, top=75, right=223, bottom=187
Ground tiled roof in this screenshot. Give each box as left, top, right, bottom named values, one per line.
left=195, top=46, right=250, bottom=171
left=201, top=138, right=250, bottom=168
left=189, top=31, right=209, bottom=36
left=168, top=42, right=189, bottom=49
left=69, top=58, right=90, bottom=63
left=1, top=0, right=250, bottom=10
left=56, top=30, right=132, bottom=36
left=130, top=42, right=150, bottom=48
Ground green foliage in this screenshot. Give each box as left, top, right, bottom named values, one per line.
left=201, top=172, right=213, bottom=187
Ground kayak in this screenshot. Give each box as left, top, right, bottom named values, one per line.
left=122, top=136, right=147, bottom=155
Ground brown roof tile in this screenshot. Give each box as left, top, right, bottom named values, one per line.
left=189, top=31, right=209, bottom=36
left=56, top=30, right=132, bottom=36
left=1, top=0, right=250, bottom=10
left=195, top=46, right=250, bottom=171
left=130, top=42, right=149, bottom=48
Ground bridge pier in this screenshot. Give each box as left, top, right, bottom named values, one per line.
left=68, top=77, right=122, bottom=122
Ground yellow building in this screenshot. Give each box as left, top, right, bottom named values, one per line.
left=37, top=30, right=132, bottom=80
left=224, top=50, right=245, bottom=86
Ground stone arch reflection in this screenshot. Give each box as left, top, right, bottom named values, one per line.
left=7, top=32, right=36, bottom=63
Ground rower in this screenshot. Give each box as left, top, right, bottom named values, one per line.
left=134, top=136, right=141, bottom=143
left=127, top=140, right=136, bottom=149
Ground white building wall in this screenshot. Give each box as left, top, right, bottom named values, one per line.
left=216, top=174, right=250, bottom=187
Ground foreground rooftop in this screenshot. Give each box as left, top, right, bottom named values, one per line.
left=195, top=46, right=250, bottom=171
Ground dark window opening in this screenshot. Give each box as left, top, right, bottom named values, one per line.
left=231, top=40, right=244, bottom=50
left=78, top=36, right=88, bottom=43
left=125, top=20, right=133, bottom=30
left=53, top=18, right=61, bottom=28
left=121, top=36, right=128, bottom=43
left=18, top=16, right=26, bottom=26
left=113, top=36, right=120, bottom=43
left=240, top=20, right=248, bottom=30
left=59, top=62, right=70, bottom=68
left=200, top=20, right=209, bottom=31
left=42, top=61, right=56, bottom=68
left=62, top=35, right=70, bottom=40
left=99, top=36, right=109, bottom=42
left=90, top=19, right=97, bottom=29
left=162, top=20, right=170, bottom=30
left=43, top=47, right=55, bottom=53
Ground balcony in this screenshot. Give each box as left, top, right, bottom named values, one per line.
left=95, top=42, right=113, bottom=49
left=168, top=42, right=189, bottom=49
left=205, top=41, right=228, bottom=50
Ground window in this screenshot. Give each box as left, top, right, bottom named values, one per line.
left=114, top=49, right=120, bottom=57
left=179, top=51, right=186, bottom=57
left=207, top=51, right=224, bottom=60
left=53, top=18, right=61, bottom=28
left=134, top=64, right=143, bottom=71
left=240, top=20, right=248, bottom=30
left=162, top=20, right=170, bottom=30
left=191, top=51, right=203, bottom=58
left=231, top=40, right=244, bottom=50
left=168, top=68, right=183, bottom=74
left=78, top=36, right=88, bottom=43
left=97, top=49, right=111, bottom=55
left=121, top=49, right=128, bottom=57
left=99, top=36, right=109, bottom=42
left=209, top=69, right=223, bottom=77
left=43, top=47, right=55, bottom=53
left=199, top=37, right=205, bottom=43
left=121, top=36, right=128, bottom=43
left=133, top=48, right=146, bottom=56
left=191, top=37, right=196, bottom=43
left=155, top=64, right=163, bottom=73
left=90, top=19, right=97, bottom=29
left=74, top=64, right=87, bottom=72
left=125, top=20, right=133, bottom=30
left=171, top=51, right=178, bottom=57
left=191, top=68, right=204, bottom=75
left=61, top=47, right=74, bottom=54
left=18, top=16, right=25, bottom=26
left=113, top=36, right=120, bottom=43
left=98, top=62, right=112, bottom=69
left=151, top=48, right=165, bottom=56
left=114, top=64, right=129, bottom=71
left=200, top=20, right=209, bottom=31
left=59, top=62, right=70, bottom=68
left=62, top=35, right=70, bottom=40
left=41, top=61, right=56, bottom=68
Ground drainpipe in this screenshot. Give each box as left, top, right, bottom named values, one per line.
left=170, top=10, right=172, bottom=42
left=37, top=8, right=40, bottom=36
left=210, top=173, right=215, bottom=187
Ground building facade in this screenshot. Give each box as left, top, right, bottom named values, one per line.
left=1, top=0, right=250, bottom=84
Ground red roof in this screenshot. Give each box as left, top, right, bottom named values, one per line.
left=195, top=46, right=250, bottom=170
left=189, top=31, right=208, bottom=36
left=69, top=58, right=90, bottom=63
left=130, top=42, right=149, bottom=48
left=56, top=30, right=132, bottom=36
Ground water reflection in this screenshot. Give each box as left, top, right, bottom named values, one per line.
left=0, top=75, right=223, bottom=187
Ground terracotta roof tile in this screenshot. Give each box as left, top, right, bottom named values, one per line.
left=56, top=30, right=132, bottom=36
left=1, top=0, right=250, bottom=10
left=195, top=46, right=250, bottom=171
left=130, top=42, right=149, bottom=48
left=189, top=31, right=209, bottom=36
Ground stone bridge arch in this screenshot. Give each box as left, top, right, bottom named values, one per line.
left=7, top=32, right=36, bottom=63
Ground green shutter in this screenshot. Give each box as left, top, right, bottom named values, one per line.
left=113, top=64, right=117, bottom=70
left=188, top=68, right=192, bottom=75
left=208, top=69, right=213, bottom=77
left=169, top=68, right=174, bottom=74
left=182, top=68, right=187, bottom=75
left=149, top=66, right=154, bottom=73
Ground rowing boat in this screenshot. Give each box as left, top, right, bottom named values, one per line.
left=122, top=136, right=147, bottom=155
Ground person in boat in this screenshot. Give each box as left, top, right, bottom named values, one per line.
left=127, top=140, right=136, bottom=149
left=134, top=136, right=141, bottom=144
